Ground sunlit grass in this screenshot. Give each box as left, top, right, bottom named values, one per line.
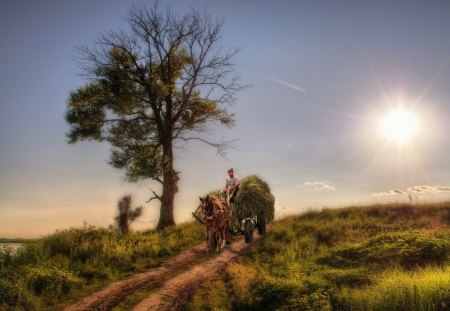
left=337, top=266, right=450, bottom=311
left=188, top=202, right=450, bottom=311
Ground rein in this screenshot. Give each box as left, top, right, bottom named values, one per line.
left=203, top=197, right=227, bottom=220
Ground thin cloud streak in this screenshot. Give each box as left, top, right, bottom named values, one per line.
left=372, top=185, right=450, bottom=196
left=303, top=181, right=335, bottom=191
left=269, top=76, right=307, bottom=93
left=372, top=189, right=405, bottom=196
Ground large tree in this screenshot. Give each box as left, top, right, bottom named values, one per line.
left=65, top=4, right=243, bottom=229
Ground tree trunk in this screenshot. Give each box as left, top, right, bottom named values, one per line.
left=119, top=201, right=129, bottom=234
left=156, top=133, right=178, bottom=230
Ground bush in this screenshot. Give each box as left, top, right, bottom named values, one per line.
left=319, top=231, right=450, bottom=269
left=26, top=266, right=82, bottom=296
left=0, top=278, right=39, bottom=310
left=0, top=278, right=20, bottom=307
left=248, top=274, right=332, bottom=311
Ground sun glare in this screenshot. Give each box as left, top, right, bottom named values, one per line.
left=379, top=108, right=420, bottom=144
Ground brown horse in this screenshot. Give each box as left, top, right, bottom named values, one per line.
left=198, top=195, right=230, bottom=250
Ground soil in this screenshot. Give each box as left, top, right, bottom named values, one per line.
left=64, top=233, right=265, bottom=310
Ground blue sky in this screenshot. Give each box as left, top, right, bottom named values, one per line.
left=1, top=0, right=450, bottom=238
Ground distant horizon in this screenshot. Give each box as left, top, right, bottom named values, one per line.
left=2, top=196, right=450, bottom=239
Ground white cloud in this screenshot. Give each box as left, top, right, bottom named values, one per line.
left=407, top=185, right=450, bottom=194
left=303, top=181, right=335, bottom=191
left=269, top=76, right=306, bottom=93
left=372, top=185, right=450, bottom=196
left=372, top=189, right=405, bottom=196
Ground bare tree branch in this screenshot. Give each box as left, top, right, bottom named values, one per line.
left=146, top=188, right=161, bottom=203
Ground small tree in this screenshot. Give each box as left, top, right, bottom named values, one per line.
left=115, top=195, right=143, bottom=234
left=65, top=3, right=244, bottom=229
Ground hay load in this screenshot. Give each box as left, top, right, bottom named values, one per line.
left=232, top=175, right=275, bottom=223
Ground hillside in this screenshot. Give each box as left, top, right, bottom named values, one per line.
left=0, top=222, right=205, bottom=310
left=188, top=202, right=450, bottom=311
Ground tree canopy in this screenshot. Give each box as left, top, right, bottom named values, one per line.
left=65, top=3, right=244, bottom=229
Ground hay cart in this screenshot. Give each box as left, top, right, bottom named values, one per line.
left=193, top=175, right=274, bottom=249
left=192, top=199, right=267, bottom=247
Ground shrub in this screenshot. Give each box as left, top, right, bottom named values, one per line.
left=0, top=278, right=20, bottom=307
left=0, top=278, right=39, bottom=310
left=0, top=245, right=14, bottom=268
left=319, top=231, right=450, bottom=269
left=25, top=266, right=82, bottom=296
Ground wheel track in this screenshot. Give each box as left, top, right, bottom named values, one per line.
left=64, top=232, right=265, bottom=311
left=131, top=234, right=265, bottom=311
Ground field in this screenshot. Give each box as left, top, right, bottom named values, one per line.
left=187, top=202, right=450, bottom=311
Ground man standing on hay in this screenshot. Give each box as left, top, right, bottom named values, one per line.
left=221, top=168, right=240, bottom=204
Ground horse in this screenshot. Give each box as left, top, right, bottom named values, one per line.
left=198, top=195, right=230, bottom=250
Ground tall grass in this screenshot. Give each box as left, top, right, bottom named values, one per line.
left=336, top=266, right=450, bottom=311
left=188, top=202, right=450, bottom=311
left=0, top=221, right=204, bottom=310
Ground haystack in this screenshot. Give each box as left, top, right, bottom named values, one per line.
left=232, top=175, right=275, bottom=222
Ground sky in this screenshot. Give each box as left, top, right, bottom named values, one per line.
left=1, top=0, right=450, bottom=238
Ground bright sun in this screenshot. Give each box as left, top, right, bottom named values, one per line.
left=379, top=108, right=420, bottom=144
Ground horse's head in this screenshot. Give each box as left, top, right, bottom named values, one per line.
left=199, top=195, right=214, bottom=217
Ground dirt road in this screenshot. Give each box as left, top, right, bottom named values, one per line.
left=64, top=234, right=264, bottom=310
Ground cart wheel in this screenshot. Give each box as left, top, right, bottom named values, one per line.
left=257, top=216, right=266, bottom=235
left=208, top=230, right=217, bottom=250
left=244, top=220, right=254, bottom=243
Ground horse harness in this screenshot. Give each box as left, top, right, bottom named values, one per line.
left=203, top=197, right=229, bottom=221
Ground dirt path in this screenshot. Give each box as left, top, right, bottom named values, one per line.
left=131, top=235, right=264, bottom=311
left=63, top=243, right=209, bottom=311
left=64, top=234, right=264, bottom=311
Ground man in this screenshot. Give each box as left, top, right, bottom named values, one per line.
left=222, top=168, right=239, bottom=203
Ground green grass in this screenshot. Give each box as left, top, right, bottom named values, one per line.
left=0, top=221, right=204, bottom=310
left=336, top=266, right=450, bottom=311
left=188, top=202, right=450, bottom=311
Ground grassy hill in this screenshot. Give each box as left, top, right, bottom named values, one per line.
left=188, top=202, right=450, bottom=311
left=0, top=221, right=204, bottom=310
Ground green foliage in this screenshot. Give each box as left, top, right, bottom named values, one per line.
left=114, top=195, right=143, bottom=234
left=0, top=244, right=14, bottom=268
left=25, top=266, right=82, bottom=296
left=319, top=231, right=450, bottom=269
left=233, top=175, right=275, bottom=222
left=0, top=278, right=38, bottom=310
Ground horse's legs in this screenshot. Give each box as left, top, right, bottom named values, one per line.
left=225, top=219, right=231, bottom=243
left=218, top=220, right=226, bottom=249
left=215, top=221, right=221, bottom=251
left=221, top=228, right=226, bottom=248
left=205, top=225, right=210, bottom=249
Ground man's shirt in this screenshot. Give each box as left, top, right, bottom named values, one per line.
left=226, top=175, right=239, bottom=191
